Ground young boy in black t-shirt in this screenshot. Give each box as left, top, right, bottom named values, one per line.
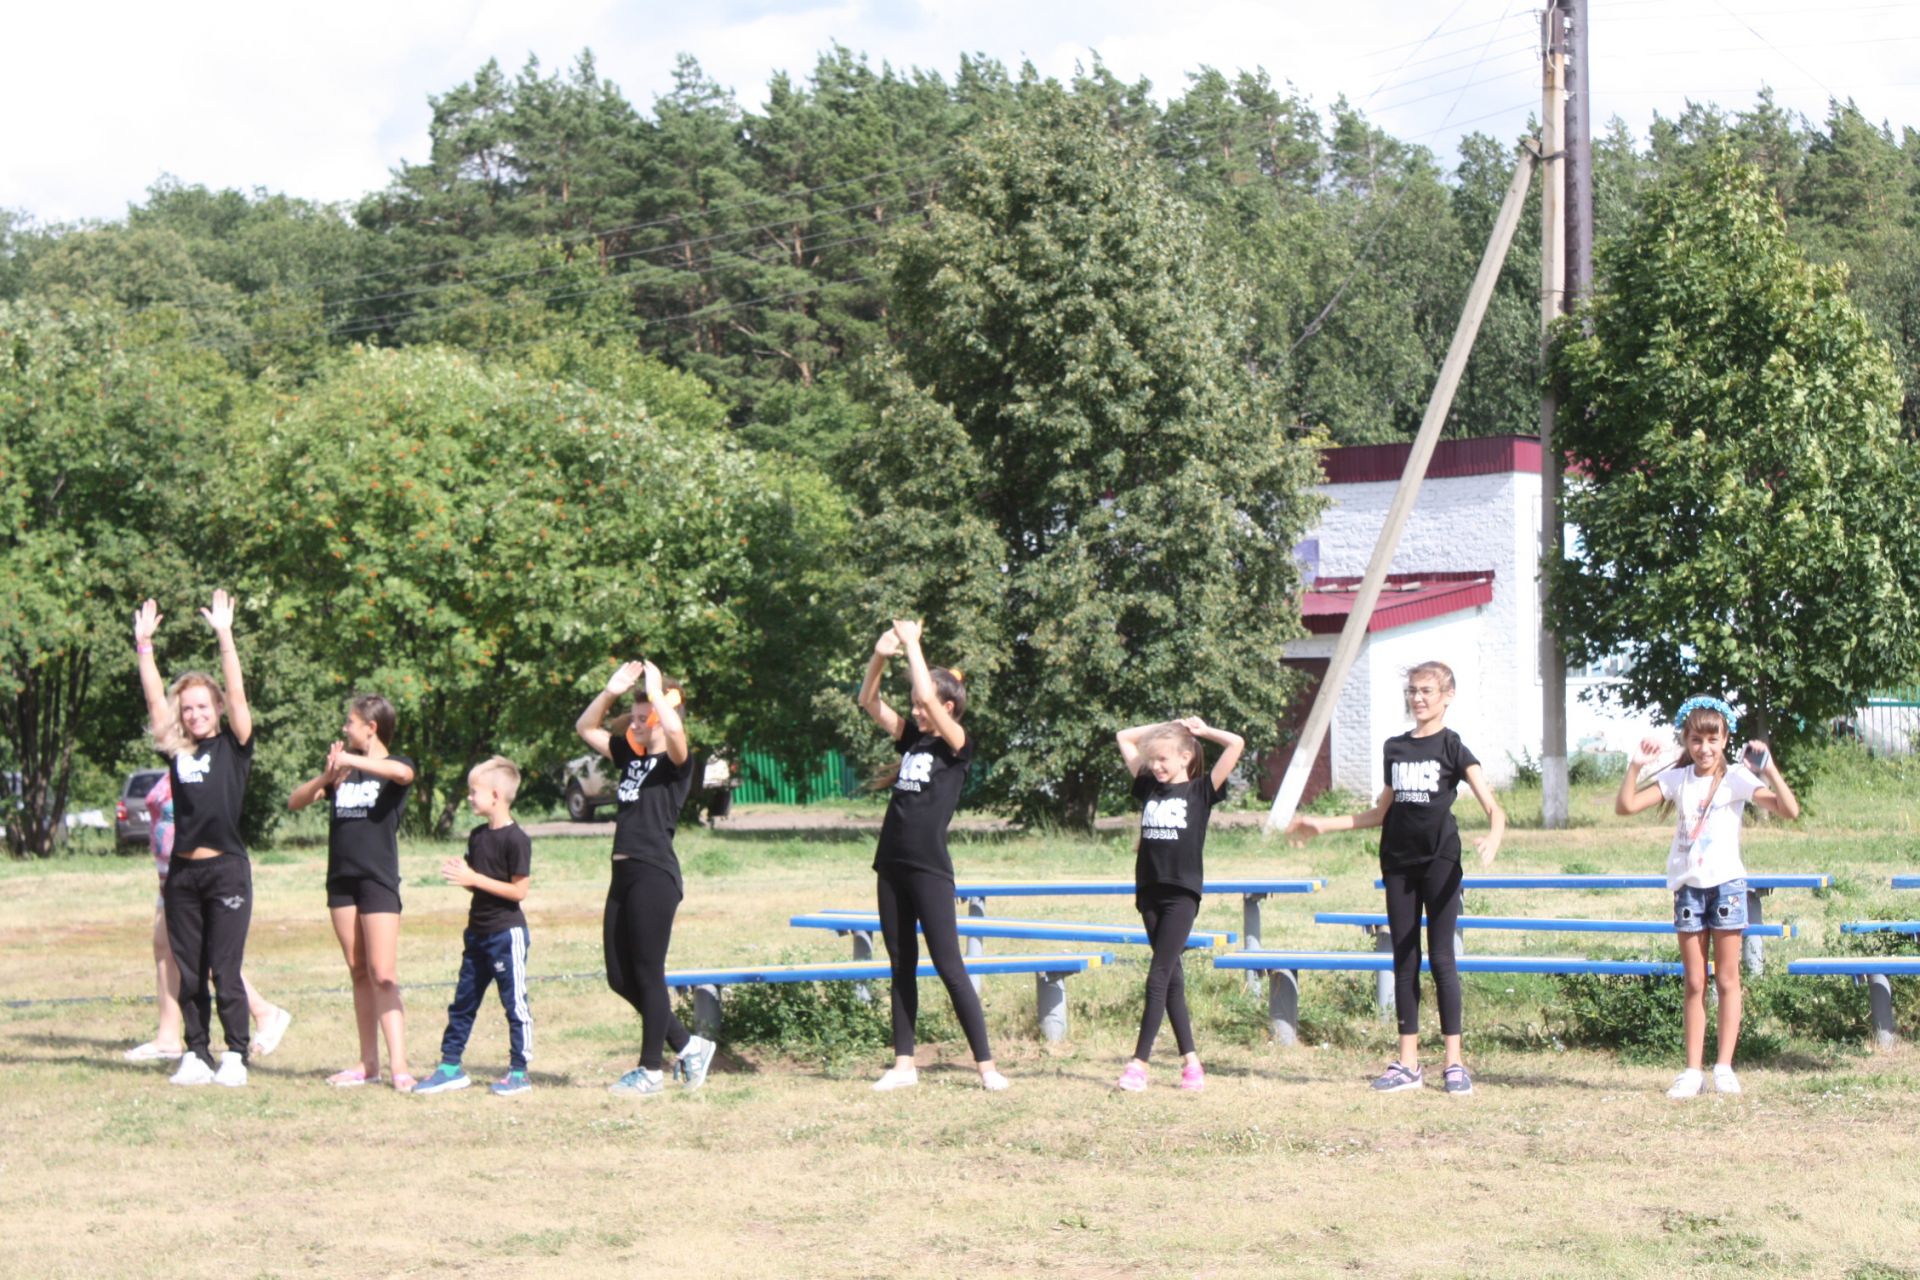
left=414, top=756, right=535, bottom=1098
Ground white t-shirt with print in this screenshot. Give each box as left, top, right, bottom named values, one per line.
left=1655, top=763, right=1762, bottom=890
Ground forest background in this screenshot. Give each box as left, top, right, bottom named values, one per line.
left=5, top=48, right=1920, bottom=851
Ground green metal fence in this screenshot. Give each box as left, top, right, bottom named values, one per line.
left=731, top=750, right=862, bottom=804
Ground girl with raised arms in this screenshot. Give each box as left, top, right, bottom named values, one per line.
left=132, top=591, right=260, bottom=1087
left=1113, top=716, right=1244, bottom=1092
left=1616, top=696, right=1799, bottom=1098
left=288, top=695, right=416, bottom=1091
left=576, top=658, right=717, bottom=1097
left=1290, top=660, right=1504, bottom=1095
left=857, top=619, right=1007, bottom=1092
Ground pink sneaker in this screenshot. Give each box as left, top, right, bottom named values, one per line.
left=1178, top=1061, right=1206, bottom=1092
left=1115, top=1061, right=1149, bottom=1092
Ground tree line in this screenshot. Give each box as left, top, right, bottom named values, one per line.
left=3, top=48, right=1918, bottom=853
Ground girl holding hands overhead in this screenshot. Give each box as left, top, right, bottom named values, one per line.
left=1113, top=716, right=1244, bottom=1092
left=1616, top=696, right=1799, bottom=1099
left=857, top=619, right=1006, bottom=1092
left=1289, top=661, right=1504, bottom=1096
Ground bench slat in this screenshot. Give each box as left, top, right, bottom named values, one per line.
left=951, top=878, right=1324, bottom=897
left=791, top=911, right=1234, bottom=948
left=1213, top=951, right=1683, bottom=976
left=1789, top=958, right=1920, bottom=976
left=1893, top=876, right=1920, bottom=890
left=1839, top=921, right=1920, bottom=934
left=1315, top=911, right=1795, bottom=938
left=1369, top=874, right=1830, bottom=891
left=666, top=952, right=1112, bottom=987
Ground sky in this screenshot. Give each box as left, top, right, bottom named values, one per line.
left=4, top=0, right=1917, bottom=225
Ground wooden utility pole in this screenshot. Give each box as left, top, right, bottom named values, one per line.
left=1539, top=1, right=1571, bottom=829
left=1265, top=147, right=1539, bottom=833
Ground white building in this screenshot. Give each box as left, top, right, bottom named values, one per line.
left=1270, top=435, right=1646, bottom=801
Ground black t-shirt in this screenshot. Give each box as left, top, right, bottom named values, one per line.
left=326, top=756, right=412, bottom=889
left=464, top=822, right=532, bottom=934
left=872, top=725, right=973, bottom=877
left=609, top=735, right=694, bottom=888
left=1379, top=728, right=1480, bottom=871
left=1132, top=771, right=1228, bottom=899
left=169, top=726, right=253, bottom=858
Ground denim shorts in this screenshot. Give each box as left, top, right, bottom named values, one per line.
left=1673, top=878, right=1749, bottom=933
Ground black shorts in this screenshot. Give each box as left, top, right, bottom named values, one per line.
left=326, top=875, right=402, bottom=915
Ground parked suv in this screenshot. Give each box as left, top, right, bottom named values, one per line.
left=562, top=754, right=616, bottom=821
left=116, top=769, right=168, bottom=849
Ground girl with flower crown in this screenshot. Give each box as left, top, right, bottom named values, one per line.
left=1616, top=696, right=1800, bottom=1098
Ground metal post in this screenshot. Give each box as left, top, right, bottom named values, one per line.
left=1743, top=889, right=1768, bottom=975
left=1270, top=968, right=1300, bottom=1046
left=1243, top=892, right=1267, bottom=996
left=1035, top=971, right=1069, bottom=1042
left=851, top=928, right=874, bottom=1004
left=1373, top=928, right=1396, bottom=1019
left=964, top=895, right=987, bottom=994
left=692, top=984, right=723, bottom=1040
left=1540, top=0, right=1571, bottom=831
left=1867, top=974, right=1897, bottom=1048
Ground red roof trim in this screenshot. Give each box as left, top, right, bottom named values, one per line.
left=1319, top=436, right=1542, bottom=486
left=1301, top=571, right=1495, bottom=635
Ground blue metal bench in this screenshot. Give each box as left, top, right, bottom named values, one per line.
left=667, top=951, right=1114, bottom=1043
left=790, top=910, right=1236, bottom=952
left=1214, top=950, right=1685, bottom=1045
left=1839, top=922, right=1920, bottom=934
left=1364, top=873, right=1831, bottom=974
left=1893, top=877, right=1920, bottom=890
left=1317, top=911, right=1796, bottom=938
left=1786, top=956, right=1920, bottom=1048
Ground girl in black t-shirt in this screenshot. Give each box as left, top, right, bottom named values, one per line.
left=288, top=693, right=417, bottom=1091
left=1114, top=716, right=1244, bottom=1093
left=857, top=619, right=1006, bottom=1092
left=576, top=658, right=716, bottom=1097
left=133, top=591, right=261, bottom=1088
left=1289, top=660, right=1505, bottom=1096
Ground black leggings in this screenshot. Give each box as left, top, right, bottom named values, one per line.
left=876, top=866, right=993, bottom=1062
left=164, top=854, right=253, bottom=1066
left=604, top=859, right=691, bottom=1071
left=1135, top=892, right=1199, bottom=1061
left=1383, top=858, right=1464, bottom=1036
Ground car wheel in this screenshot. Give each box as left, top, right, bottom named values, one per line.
left=565, top=783, right=590, bottom=822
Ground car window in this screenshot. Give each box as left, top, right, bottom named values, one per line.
left=126, top=772, right=163, bottom=801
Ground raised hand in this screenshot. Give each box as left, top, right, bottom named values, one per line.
left=1629, top=734, right=1667, bottom=767
left=1178, top=715, right=1210, bottom=736
left=325, top=740, right=347, bottom=779
left=640, top=659, right=664, bottom=700
left=133, top=599, right=163, bottom=645
left=604, top=660, right=644, bottom=697
left=199, top=589, right=236, bottom=635
left=874, top=628, right=903, bottom=658
left=890, top=618, right=923, bottom=647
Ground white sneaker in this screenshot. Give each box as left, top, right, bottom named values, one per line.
left=979, top=1069, right=1010, bottom=1092
left=1666, top=1067, right=1705, bottom=1099
left=213, top=1052, right=248, bottom=1088
left=251, top=1006, right=292, bottom=1057
left=871, top=1066, right=918, bottom=1092
left=1712, top=1064, right=1742, bottom=1095
left=124, top=1041, right=184, bottom=1063
left=169, top=1054, right=215, bottom=1086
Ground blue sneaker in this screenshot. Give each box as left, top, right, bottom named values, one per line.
left=1370, top=1061, right=1423, bottom=1093
left=490, top=1070, right=531, bottom=1097
left=609, top=1067, right=667, bottom=1098
left=676, top=1035, right=717, bottom=1090
left=413, top=1063, right=470, bottom=1096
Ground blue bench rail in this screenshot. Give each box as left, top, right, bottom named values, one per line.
left=1315, top=911, right=1796, bottom=939
left=953, top=878, right=1325, bottom=897
left=667, top=952, right=1114, bottom=1044
left=1788, top=956, right=1920, bottom=1047
left=1840, top=922, right=1920, bottom=935
left=790, top=910, right=1237, bottom=950
left=1368, top=873, right=1831, bottom=891
left=1894, top=876, right=1920, bottom=890
left=1212, top=949, right=1683, bottom=1045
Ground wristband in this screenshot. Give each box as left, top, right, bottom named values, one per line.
left=136, top=643, right=153, bottom=655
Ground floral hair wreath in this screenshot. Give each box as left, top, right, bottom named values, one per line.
left=1672, top=695, right=1738, bottom=738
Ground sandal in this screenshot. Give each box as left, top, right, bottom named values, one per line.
left=391, top=1072, right=417, bottom=1094
left=326, top=1066, right=372, bottom=1088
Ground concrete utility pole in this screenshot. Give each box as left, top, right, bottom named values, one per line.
left=1539, top=1, right=1571, bottom=829
left=1565, top=0, right=1594, bottom=301
left=1265, top=147, right=1539, bottom=834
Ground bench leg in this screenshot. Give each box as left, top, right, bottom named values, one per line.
left=965, top=895, right=986, bottom=996
left=1035, top=971, right=1069, bottom=1043
left=1269, top=968, right=1300, bottom=1046
left=1868, top=973, right=1897, bottom=1048
left=1743, top=889, right=1768, bottom=975
left=851, top=929, right=874, bottom=1004
left=692, top=984, right=723, bottom=1040
left=1242, top=893, right=1267, bottom=997
left=1373, top=929, right=1395, bottom=1020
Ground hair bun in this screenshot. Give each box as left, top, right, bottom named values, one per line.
left=947, top=667, right=964, bottom=682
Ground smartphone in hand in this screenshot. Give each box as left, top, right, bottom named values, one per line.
left=1743, top=743, right=1770, bottom=773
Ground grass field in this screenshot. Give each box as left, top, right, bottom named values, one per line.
left=4, top=760, right=1919, bottom=1279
